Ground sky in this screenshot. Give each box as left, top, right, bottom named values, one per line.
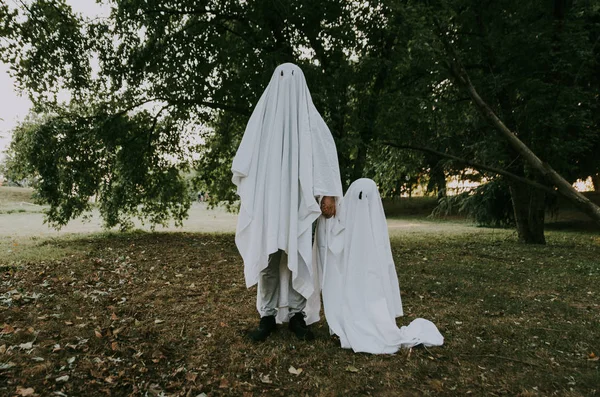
left=0, top=0, right=110, bottom=162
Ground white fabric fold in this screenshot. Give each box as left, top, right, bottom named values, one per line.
left=232, top=63, right=342, bottom=324
left=318, top=178, right=444, bottom=353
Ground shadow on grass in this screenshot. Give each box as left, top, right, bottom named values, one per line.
left=545, top=219, right=600, bottom=233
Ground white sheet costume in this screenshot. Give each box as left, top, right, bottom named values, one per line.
left=232, top=63, right=342, bottom=325
left=316, top=178, right=443, bottom=354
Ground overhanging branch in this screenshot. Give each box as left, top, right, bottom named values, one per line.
left=383, top=142, right=557, bottom=195
left=432, top=19, right=600, bottom=225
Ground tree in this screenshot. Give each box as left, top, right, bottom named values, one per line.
left=432, top=0, right=600, bottom=242
left=1, top=0, right=370, bottom=225
left=375, top=0, right=600, bottom=243
left=1, top=0, right=598, bottom=241
left=4, top=108, right=191, bottom=229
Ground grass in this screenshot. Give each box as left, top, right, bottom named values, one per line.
left=0, top=234, right=96, bottom=268
left=383, top=197, right=440, bottom=218
left=1, top=230, right=599, bottom=396
left=0, top=209, right=29, bottom=214
left=0, top=186, right=42, bottom=215
left=0, top=186, right=35, bottom=204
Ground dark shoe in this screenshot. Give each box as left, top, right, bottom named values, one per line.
left=248, top=316, right=276, bottom=342
left=288, top=313, right=315, bottom=341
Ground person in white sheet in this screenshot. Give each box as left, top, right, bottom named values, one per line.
left=316, top=178, right=443, bottom=354
left=231, top=63, right=343, bottom=341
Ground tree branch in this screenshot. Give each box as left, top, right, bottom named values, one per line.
left=197, top=100, right=251, bottom=117
left=115, top=97, right=251, bottom=118
left=144, top=104, right=171, bottom=148
left=143, top=7, right=260, bottom=39
left=433, top=19, right=600, bottom=225
left=144, top=7, right=248, bottom=22
left=383, top=142, right=557, bottom=195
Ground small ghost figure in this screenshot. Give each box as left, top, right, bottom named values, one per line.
left=316, top=178, right=444, bottom=354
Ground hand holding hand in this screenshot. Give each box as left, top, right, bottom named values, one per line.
left=320, top=196, right=336, bottom=218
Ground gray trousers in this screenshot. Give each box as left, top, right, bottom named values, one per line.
left=258, top=249, right=306, bottom=317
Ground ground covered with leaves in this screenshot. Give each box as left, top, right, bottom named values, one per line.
left=1, top=230, right=599, bottom=396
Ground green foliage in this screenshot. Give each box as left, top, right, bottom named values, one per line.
left=2, top=115, right=44, bottom=187
left=5, top=108, right=191, bottom=230
left=1, top=0, right=599, bottom=231
left=363, top=145, right=428, bottom=198
left=434, top=179, right=515, bottom=227
left=437, top=0, right=600, bottom=182
left=194, top=112, right=244, bottom=209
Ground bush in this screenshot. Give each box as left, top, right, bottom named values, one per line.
left=433, top=179, right=514, bottom=227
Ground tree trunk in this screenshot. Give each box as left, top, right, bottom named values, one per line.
left=437, top=173, right=447, bottom=199
left=351, top=144, right=368, bottom=183
left=509, top=181, right=547, bottom=244
left=592, top=174, right=600, bottom=191
left=425, top=157, right=447, bottom=198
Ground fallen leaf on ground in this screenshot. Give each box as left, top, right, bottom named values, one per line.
left=219, top=378, right=229, bottom=388
left=154, top=319, right=165, bottom=324
left=15, top=386, right=35, bottom=396
left=345, top=365, right=360, bottom=373
left=288, top=366, right=303, bottom=375
left=429, top=379, right=444, bottom=392
left=186, top=372, right=198, bottom=383
left=2, top=324, right=15, bottom=334
left=260, top=374, right=273, bottom=384
left=0, top=362, right=16, bottom=370
left=19, top=342, right=33, bottom=350
left=56, top=375, right=69, bottom=383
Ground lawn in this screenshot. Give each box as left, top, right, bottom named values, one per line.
left=1, top=229, right=598, bottom=396
left=0, top=187, right=41, bottom=215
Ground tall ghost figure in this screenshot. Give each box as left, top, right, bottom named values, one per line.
left=232, top=63, right=343, bottom=341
